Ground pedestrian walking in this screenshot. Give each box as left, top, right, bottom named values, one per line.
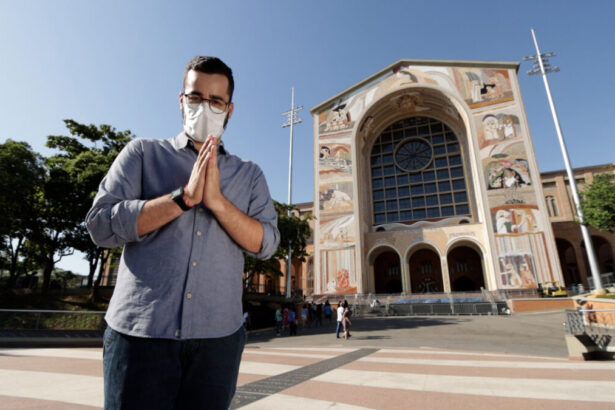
left=342, top=300, right=352, bottom=339
left=282, top=306, right=290, bottom=334
left=324, top=300, right=332, bottom=324
left=289, top=308, right=297, bottom=335
left=335, top=300, right=344, bottom=339
left=301, top=304, right=309, bottom=328
left=275, top=306, right=282, bottom=336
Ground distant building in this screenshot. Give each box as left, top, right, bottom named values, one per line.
left=542, top=163, right=615, bottom=288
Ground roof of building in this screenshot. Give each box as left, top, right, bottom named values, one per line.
left=310, top=58, right=520, bottom=114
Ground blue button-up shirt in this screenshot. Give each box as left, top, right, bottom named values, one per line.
left=86, top=133, right=279, bottom=339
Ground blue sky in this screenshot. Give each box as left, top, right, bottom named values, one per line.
left=1, top=0, right=614, bottom=275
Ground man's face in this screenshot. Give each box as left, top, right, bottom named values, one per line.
left=179, top=69, right=234, bottom=127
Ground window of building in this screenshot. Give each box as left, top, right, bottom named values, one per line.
left=545, top=195, right=558, bottom=217
left=371, top=116, right=470, bottom=225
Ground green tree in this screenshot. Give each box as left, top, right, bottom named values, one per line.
left=0, top=140, right=44, bottom=285
left=42, top=119, right=133, bottom=290
left=580, top=173, right=615, bottom=233
left=243, top=201, right=313, bottom=293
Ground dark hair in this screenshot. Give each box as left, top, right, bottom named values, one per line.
left=183, top=56, right=235, bottom=102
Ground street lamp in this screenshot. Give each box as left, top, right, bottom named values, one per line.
left=524, top=28, right=603, bottom=291
left=281, top=87, right=303, bottom=298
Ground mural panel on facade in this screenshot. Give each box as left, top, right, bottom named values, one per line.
left=319, top=142, right=352, bottom=181
left=321, top=247, right=357, bottom=294
left=495, top=232, right=553, bottom=288
left=492, top=205, right=542, bottom=234
left=320, top=181, right=354, bottom=214
left=453, top=68, right=514, bottom=109
left=477, top=113, right=521, bottom=149
left=320, top=214, right=355, bottom=248
left=483, top=140, right=531, bottom=187
left=498, top=253, right=537, bottom=288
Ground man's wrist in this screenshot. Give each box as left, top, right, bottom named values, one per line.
left=170, top=186, right=192, bottom=211
left=182, top=186, right=193, bottom=208
left=206, top=194, right=227, bottom=214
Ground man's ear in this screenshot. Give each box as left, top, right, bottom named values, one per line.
left=178, top=92, right=184, bottom=108
left=226, top=102, right=234, bottom=121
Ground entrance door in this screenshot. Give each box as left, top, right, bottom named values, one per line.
left=447, top=246, right=485, bottom=291
left=374, top=251, right=402, bottom=293
left=409, top=249, right=443, bottom=293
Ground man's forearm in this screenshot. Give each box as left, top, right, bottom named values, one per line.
left=137, top=195, right=184, bottom=237
left=209, top=196, right=264, bottom=254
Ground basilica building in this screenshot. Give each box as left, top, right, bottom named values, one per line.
left=310, top=59, right=562, bottom=296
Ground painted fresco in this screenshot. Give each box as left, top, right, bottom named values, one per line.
left=321, top=247, right=357, bottom=294
left=320, top=181, right=354, bottom=215
left=477, top=113, right=521, bottom=149
left=453, top=68, right=514, bottom=109
left=495, top=232, right=554, bottom=288
left=484, top=142, right=531, bottom=192
left=319, top=142, right=352, bottom=181
left=318, top=64, right=462, bottom=137
left=491, top=205, right=542, bottom=234
left=320, top=214, right=355, bottom=248
left=318, top=94, right=365, bottom=134
left=497, top=253, right=537, bottom=288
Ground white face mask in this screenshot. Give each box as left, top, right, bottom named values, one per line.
left=182, top=102, right=226, bottom=142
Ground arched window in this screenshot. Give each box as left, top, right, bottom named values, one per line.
left=545, top=195, right=558, bottom=217
left=370, top=116, right=470, bottom=225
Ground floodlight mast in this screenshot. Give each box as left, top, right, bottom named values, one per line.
left=281, top=87, right=303, bottom=298
left=524, top=28, right=602, bottom=291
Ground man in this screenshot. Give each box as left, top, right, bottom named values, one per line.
left=275, top=306, right=282, bottom=336
left=289, top=307, right=297, bottom=336
left=335, top=300, right=345, bottom=339
left=86, top=56, right=280, bottom=410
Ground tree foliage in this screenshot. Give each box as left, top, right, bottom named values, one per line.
left=243, top=201, right=313, bottom=289
left=42, top=119, right=133, bottom=289
left=580, top=173, right=615, bottom=233
left=0, top=140, right=44, bottom=282
left=0, top=120, right=132, bottom=291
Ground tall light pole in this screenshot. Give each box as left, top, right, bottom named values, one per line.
left=524, top=28, right=603, bottom=291
left=281, top=87, right=303, bottom=298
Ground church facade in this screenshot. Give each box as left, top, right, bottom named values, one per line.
left=310, top=59, right=562, bottom=295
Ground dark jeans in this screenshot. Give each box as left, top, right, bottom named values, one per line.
left=335, top=321, right=343, bottom=338
left=103, top=326, right=246, bottom=410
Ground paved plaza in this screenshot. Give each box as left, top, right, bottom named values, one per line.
left=0, top=312, right=614, bottom=409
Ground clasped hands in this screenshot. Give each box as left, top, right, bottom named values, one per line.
left=184, top=135, right=224, bottom=212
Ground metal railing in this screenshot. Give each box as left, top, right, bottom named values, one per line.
left=565, top=308, right=615, bottom=336
left=0, top=309, right=106, bottom=331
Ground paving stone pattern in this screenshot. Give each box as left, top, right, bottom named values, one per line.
left=231, top=348, right=379, bottom=408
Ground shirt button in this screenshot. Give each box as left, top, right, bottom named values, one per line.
left=196, top=231, right=202, bottom=236
left=192, top=261, right=197, bottom=267
left=198, top=208, right=204, bottom=213
left=175, top=329, right=181, bottom=337
left=186, top=292, right=192, bottom=300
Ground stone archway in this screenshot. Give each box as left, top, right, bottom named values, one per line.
left=447, top=246, right=485, bottom=291
left=372, top=248, right=402, bottom=294
left=582, top=235, right=614, bottom=275
left=556, top=238, right=580, bottom=286
left=408, top=248, right=443, bottom=293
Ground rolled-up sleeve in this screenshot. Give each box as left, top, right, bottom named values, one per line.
left=245, top=167, right=280, bottom=260
left=85, top=140, right=147, bottom=248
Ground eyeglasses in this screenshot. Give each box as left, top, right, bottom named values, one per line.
left=183, top=93, right=229, bottom=114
